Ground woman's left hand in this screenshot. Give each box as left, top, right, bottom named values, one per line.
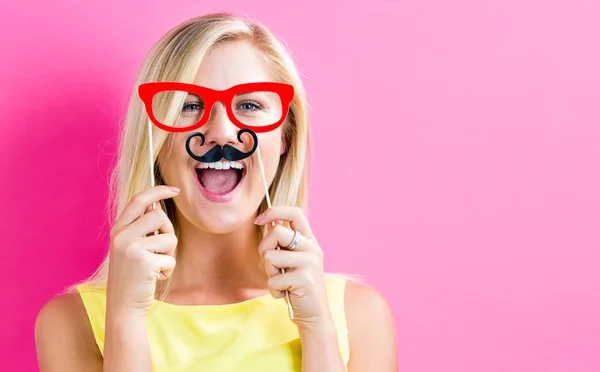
left=254, top=206, right=333, bottom=330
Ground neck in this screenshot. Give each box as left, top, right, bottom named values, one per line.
left=166, top=212, right=267, bottom=295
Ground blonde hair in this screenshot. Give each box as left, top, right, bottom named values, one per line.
left=65, top=12, right=318, bottom=297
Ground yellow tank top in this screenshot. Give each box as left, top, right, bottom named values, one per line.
left=76, top=274, right=350, bottom=371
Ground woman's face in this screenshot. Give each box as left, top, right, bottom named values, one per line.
left=159, top=41, right=285, bottom=234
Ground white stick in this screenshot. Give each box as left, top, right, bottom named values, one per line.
left=148, top=120, right=157, bottom=213
left=256, top=144, right=295, bottom=320
left=148, top=121, right=164, bottom=279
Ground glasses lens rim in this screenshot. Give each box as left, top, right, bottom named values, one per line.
left=147, top=85, right=290, bottom=131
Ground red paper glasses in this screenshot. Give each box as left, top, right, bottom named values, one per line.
left=138, top=82, right=294, bottom=133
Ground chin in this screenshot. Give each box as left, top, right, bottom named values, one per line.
left=195, top=214, right=250, bottom=235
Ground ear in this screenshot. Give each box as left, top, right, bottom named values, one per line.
left=280, top=138, right=288, bottom=155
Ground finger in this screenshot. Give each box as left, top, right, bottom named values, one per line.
left=144, top=199, right=163, bottom=215
left=263, top=249, right=291, bottom=281
left=262, top=250, right=299, bottom=299
left=262, top=250, right=283, bottom=279
left=146, top=251, right=177, bottom=280
left=141, top=202, right=162, bottom=231
left=254, top=206, right=314, bottom=239
left=257, top=224, right=313, bottom=257
left=139, top=232, right=178, bottom=255
left=258, top=255, right=285, bottom=299
left=128, top=208, right=175, bottom=238
left=268, top=270, right=314, bottom=293
left=114, top=185, right=179, bottom=231
left=264, top=249, right=312, bottom=273
left=143, top=202, right=166, bottom=236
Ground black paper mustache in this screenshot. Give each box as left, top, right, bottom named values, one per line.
left=185, top=128, right=258, bottom=163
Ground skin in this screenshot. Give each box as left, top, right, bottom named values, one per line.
left=35, top=40, right=398, bottom=371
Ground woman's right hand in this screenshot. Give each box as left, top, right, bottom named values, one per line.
left=106, top=185, right=180, bottom=316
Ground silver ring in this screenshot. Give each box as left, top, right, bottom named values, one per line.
left=286, top=230, right=301, bottom=251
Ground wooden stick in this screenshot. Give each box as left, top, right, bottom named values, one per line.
left=256, top=144, right=295, bottom=320
left=147, top=121, right=165, bottom=280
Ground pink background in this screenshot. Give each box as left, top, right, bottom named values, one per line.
left=2, top=1, right=599, bottom=371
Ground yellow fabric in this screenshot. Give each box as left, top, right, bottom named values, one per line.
left=76, top=274, right=350, bottom=371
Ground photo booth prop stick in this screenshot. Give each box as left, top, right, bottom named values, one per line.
left=146, top=118, right=161, bottom=256
left=138, top=81, right=295, bottom=318
left=255, top=144, right=295, bottom=320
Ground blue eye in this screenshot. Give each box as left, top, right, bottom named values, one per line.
left=182, top=102, right=203, bottom=112
left=238, top=100, right=263, bottom=111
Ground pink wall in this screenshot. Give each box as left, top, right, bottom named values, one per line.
left=2, top=1, right=599, bottom=371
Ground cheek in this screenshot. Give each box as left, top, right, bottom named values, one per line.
left=256, top=130, right=282, bottom=154
left=158, top=136, right=191, bottom=182
left=256, top=132, right=282, bottom=169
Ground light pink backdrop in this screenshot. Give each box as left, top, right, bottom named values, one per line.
left=2, top=1, right=599, bottom=371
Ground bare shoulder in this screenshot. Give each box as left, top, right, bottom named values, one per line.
left=344, top=280, right=398, bottom=371
left=35, top=291, right=102, bottom=371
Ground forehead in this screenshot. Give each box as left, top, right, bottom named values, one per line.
left=193, top=40, right=274, bottom=90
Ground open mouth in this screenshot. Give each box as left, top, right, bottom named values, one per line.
left=195, top=160, right=246, bottom=201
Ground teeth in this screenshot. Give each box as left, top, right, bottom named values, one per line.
left=196, top=161, right=244, bottom=170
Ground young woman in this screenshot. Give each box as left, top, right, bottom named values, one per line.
left=35, top=12, right=397, bottom=371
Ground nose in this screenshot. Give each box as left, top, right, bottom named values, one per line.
left=200, top=101, right=238, bottom=147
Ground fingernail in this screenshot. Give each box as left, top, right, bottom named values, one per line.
left=169, top=186, right=180, bottom=193
left=254, top=214, right=265, bottom=224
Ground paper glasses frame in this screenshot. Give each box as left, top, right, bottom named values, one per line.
left=138, top=81, right=295, bottom=133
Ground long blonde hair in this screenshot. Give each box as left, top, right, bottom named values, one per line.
left=66, top=12, right=314, bottom=297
